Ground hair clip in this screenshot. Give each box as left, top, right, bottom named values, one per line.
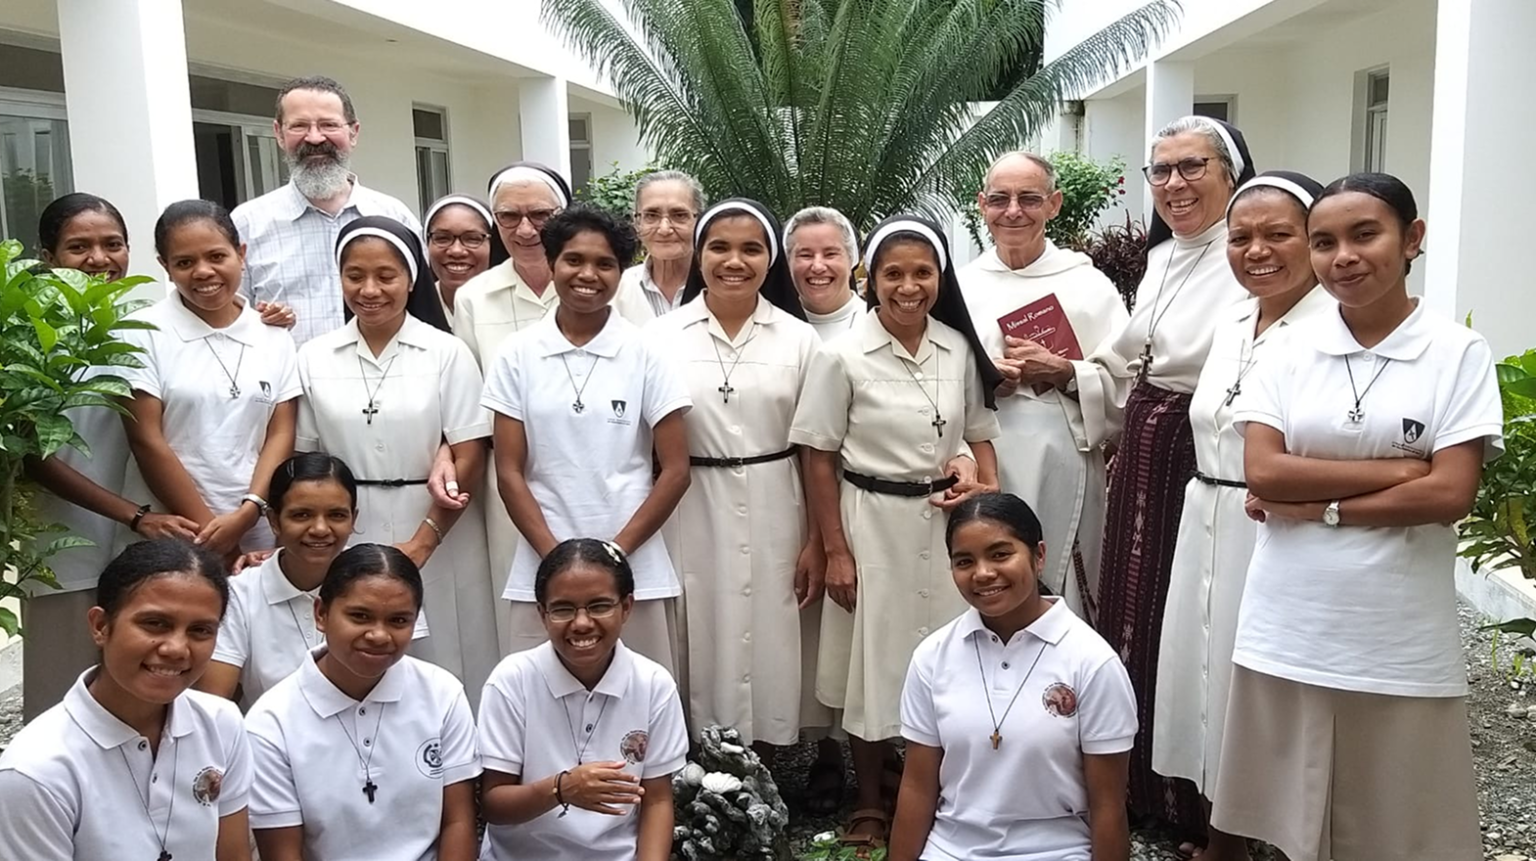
left=600, top=540, right=626, bottom=565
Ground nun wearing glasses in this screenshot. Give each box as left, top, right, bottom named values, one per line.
left=423, top=193, right=507, bottom=323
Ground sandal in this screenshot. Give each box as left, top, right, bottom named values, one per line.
left=804, top=759, right=845, bottom=815
left=839, top=808, right=890, bottom=848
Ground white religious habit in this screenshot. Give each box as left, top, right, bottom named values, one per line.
left=959, top=243, right=1129, bottom=617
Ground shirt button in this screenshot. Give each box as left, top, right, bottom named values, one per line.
left=359, top=707, right=367, bottom=715
left=917, top=626, right=929, bottom=636
left=138, top=740, right=148, bottom=751
left=743, top=673, right=751, bottom=683
left=742, top=586, right=752, bottom=597
left=918, top=589, right=929, bottom=598
left=737, top=505, right=747, bottom=515
left=374, top=442, right=385, bottom=452
left=919, top=550, right=930, bottom=560
left=919, top=443, right=934, bottom=454
left=741, top=545, right=750, bottom=555
left=1002, top=661, right=1011, bottom=670
left=363, top=738, right=372, bottom=747
left=151, top=774, right=158, bottom=783
left=921, top=510, right=933, bottom=520
left=743, top=632, right=751, bottom=643
left=991, top=635, right=1000, bottom=643
left=1361, top=351, right=1374, bottom=361
left=913, top=371, right=925, bottom=380
left=729, top=425, right=742, bottom=435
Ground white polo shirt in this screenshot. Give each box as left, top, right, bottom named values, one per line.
left=212, top=550, right=429, bottom=707
left=1233, top=300, right=1503, bottom=698
left=118, top=293, right=301, bottom=550
left=0, top=669, right=252, bottom=860
left=901, top=599, right=1137, bottom=861
left=478, top=640, right=689, bottom=861
left=480, top=310, right=692, bottom=600
left=245, top=650, right=481, bottom=861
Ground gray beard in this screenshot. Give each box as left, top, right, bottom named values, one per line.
left=288, top=154, right=353, bottom=201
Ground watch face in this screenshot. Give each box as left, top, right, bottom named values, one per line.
left=1324, top=505, right=1340, bottom=526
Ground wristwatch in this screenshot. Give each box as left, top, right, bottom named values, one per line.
left=1323, top=500, right=1341, bottom=527
left=240, top=493, right=270, bottom=516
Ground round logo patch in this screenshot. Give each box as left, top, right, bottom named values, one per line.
left=1042, top=682, right=1079, bottom=717
left=619, top=730, right=649, bottom=764
left=192, top=767, right=224, bottom=806
left=416, top=738, right=444, bottom=779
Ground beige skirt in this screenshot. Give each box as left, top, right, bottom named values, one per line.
left=22, top=589, right=100, bottom=721
left=502, top=598, right=682, bottom=682
left=1211, top=665, right=1481, bottom=861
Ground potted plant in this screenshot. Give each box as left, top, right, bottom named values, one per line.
left=671, top=725, right=790, bottom=860
left=0, top=238, right=150, bottom=637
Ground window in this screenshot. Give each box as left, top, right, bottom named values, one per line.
left=1193, top=96, right=1236, bottom=125
left=1363, top=71, right=1389, bottom=172
left=0, top=99, right=73, bottom=256
left=569, top=114, right=593, bottom=195
left=414, top=106, right=451, bottom=214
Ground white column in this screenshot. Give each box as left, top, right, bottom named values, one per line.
left=1424, top=0, right=1536, bottom=360
left=518, top=76, right=572, bottom=179
left=1142, top=60, right=1195, bottom=221
left=56, top=0, right=198, bottom=283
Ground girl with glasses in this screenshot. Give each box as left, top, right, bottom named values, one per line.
left=423, top=194, right=507, bottom=323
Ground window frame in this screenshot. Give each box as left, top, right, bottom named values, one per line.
left=413, top=104, right=452, bottom=214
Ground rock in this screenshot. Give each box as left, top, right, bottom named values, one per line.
left=1489, top=831, right=1503, bottom=841
left=1508, top=702, right=1529, bottom=718
left=1527, top=705, right=1536, bottom=721
left=1512, top=636, right=1536, bottom=656
left=1494, top=854, right=1526, bottom=861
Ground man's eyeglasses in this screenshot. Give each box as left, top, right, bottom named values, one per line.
left=427, top=231, right=491, bottom=250
left=281, top=120, right=350, bottom=137
left=542, top=601, right=621, bottom=623
left=981, top=193, right=1049, bottom=212
left=634, top=209, right=697, bottom=230
left=1142, top=157, right=1213, bottom=187
left=494, top=209, right=557, bottom=230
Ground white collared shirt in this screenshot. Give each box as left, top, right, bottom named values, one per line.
left=612, top=262, right=686, bottom=326
left=245, top=650, right=481, bottom=861
left=212, top=550, right=429, bottom=707
left=234, top=180, right=421, bottom=346
left=453, top=259, right=559, bottom=370
left=480, top=310, right=692, bottom=600
left=900, top=599, right=1136, bottom=861
left=118, top=293, right=302, bottom=550
left=0, top=669, right=252, bottom=860
left=1234, top=300, right=1504, bottom=696
left=477, top=641, right=689, bottom=861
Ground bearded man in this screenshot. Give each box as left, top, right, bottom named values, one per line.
left=233, top=76, right=421, bottom=345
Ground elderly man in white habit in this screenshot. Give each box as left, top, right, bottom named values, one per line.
left=958, top=151, right=1130, bottom=621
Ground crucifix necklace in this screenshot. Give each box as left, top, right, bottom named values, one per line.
left=558, top=695, right=611, bottom=817
left=1224, top=339, right=1258, bottom=407
left=901, top=352, right=946, bottom=437
left=709, top=321, right=759, bottom=404
left=560, top=352, right=598, bottom=414
left=335, top=703, right=387, bottom=803
left=1137, top=239, right=1217, bottom=383
left=972, top=634, right=1049, bottom=750
left=119, top=736, right=179, bottom=861
left=357, top=355, right=398, bottom=425
left=1344, top=353, right=1391, bottom=424
left=205, top=338, right=246, bottom=399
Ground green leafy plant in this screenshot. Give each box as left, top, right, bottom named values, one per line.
left=574, top=161, right=658, bottom=223
left=0, top=239, right=151, bottom=636
left=1046, top=152, right=1127, bottom=248
left=800, top=832, right=887, bottom=861
left=542, top=0, right=1177, bottom=230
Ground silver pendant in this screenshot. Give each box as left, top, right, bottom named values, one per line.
left=229, top=384, right=240, bottom=399
left=1347, top=406, right=1364, bottom=423
left=573, top=400, right=585, bottom=414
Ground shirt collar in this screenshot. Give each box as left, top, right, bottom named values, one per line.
left=64, top=668, right=196, bottom=749
left=956, top=597, right=1073, bottom=647
left=534, top=640, right=636, bottom=701
left=259, top=551, right=318, bottom=606
left=1312, top=297, right=1432, bottom=360
left=164, top=293, right=263, bottom=346
left=1231, top=285, right=1335, bottom=346
left=338, top=315, right=433, bottom=363
left=677, top=294, right=779, bottom=343
left=297, top=647, right=407, bottom=717
left=279, top=176, right=368, bottom=221
left=532, top=308, right=628, bottom=358
left=483, top=260, right=558, bottom=308
left=858, top=308, right=956, bottom=363
left=803, top=293, right=860, bottom=324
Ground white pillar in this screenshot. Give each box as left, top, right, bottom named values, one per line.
left=1142, top=60, right=1195, bottom=221
left=1424, top=0, right=1536, bottom=360
left=518, top=76, right=572, bottom=180
left=56, top=0, right=198, bottom=283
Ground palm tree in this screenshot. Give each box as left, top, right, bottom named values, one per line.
left=542, top=0, right=1178, bottom=229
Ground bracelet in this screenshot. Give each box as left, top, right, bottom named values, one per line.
left=240, top=493, right=270, bottom=516
left=129, top=504, right=152, bottom=533
left=422, top=516, right=444, bottom=545
left=555, top=770, right=570, bottom=816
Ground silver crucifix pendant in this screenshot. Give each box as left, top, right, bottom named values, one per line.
left=1347, top=406, right=1364, bottom=423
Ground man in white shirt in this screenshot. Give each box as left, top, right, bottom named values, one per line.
left=234, top=75, right=421, bottom=346
left=958, top=152, right=1130, bottom=619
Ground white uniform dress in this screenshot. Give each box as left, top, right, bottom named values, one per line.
left=480, top=310, right=693, bottom=675
left=117, top=293, right=301, bottom=552
left=246, top=651, right=482, bottom=861
left=959, top=244, right=1129, bottom=617
left=789, top=311, right=1001, bottom=741
left=1151, top=286, right=1332, bottom=793
left=454, top=259, right=558, bottom=652
left=296, top=315, right=498, bottom=698
left=901, top=599, right=1137, bottom=861
left=0, top=669, right=252, bottom=860
left=646, top=296, right=819, bottom=745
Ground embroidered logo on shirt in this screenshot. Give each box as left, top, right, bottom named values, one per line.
left=255, top=380, right=275, bottom=404
left=192, top=766, right=225, bottom=806
left=608, top=400, right=633, bottom=427
left=1402, top=418, right=1425, bottom=444
left=1042, top=682, right=1078, bottom=718
left=620, top=729, right=649, bottom=764
left=417, top=738, right=445, bottom=778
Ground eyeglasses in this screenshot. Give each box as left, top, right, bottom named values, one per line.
left=981, top=192, right=1049, bottom=212
left=494, top=208, right=557, bottom=230
left=281, top=120, right=350, bottom=137
left=1143, top=157, right=1212, bottom=186
left=634, top=209, right=697, bottom=230
left=427, top=230, right=491, bottom=250
left=542, top=601, right=621, bottom=623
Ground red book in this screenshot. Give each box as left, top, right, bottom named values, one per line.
left=998, top=293, right=1083, bottom=395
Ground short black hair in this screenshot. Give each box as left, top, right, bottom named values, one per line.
left=275, top=75, right=357, bottom=125
left=319, top=544, right=424, bottom=610
left=38, top=193, right=128, bottom=256
left=96, top=539, right=230, bottom=620
left=945, top=492, right=1045, bottom=553
left=154, top=199, right=241, bottom=258
left=534, top=538, right=636, bottom=605
left=269, top=453, right=358, bottom=512
left=540, top=203, right=639, bottom=267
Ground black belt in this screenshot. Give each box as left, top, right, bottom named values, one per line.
left=690, top=447, right=797, bottom=468
left=844, top=470, right=959, bottom=498
left=1194, top=471, right=1246, bottom=489
left=354, top=478, right=430, bottom=487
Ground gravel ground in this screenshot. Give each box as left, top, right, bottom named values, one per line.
left=1, top=601, right=1531, bottom=860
